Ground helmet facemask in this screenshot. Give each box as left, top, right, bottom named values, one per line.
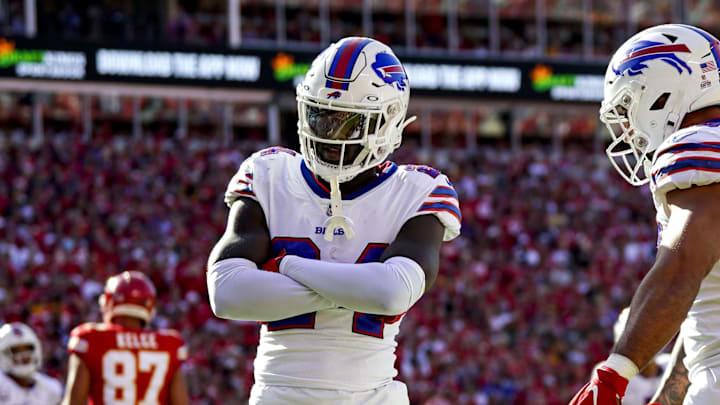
left=298, top=96, right=403, bottom=184
left=3, top=344, right=40, bottom=378
left=601, top=87, right=654, bottom=186
left=601, top=78, right=685, bottom=186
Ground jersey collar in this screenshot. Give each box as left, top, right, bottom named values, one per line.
left=700, top=117, right=720, bottom=126
left=300, top=160, right=398, bottom=200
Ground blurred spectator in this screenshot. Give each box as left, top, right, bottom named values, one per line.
left=25, top=0, right=689, bottom=60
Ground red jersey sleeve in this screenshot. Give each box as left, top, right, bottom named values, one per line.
left=156, top=329, right=188, bottom=377
left=67, top=322, right=100, bottom=363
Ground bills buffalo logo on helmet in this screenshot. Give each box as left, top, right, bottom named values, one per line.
left=327, top=91, right=342, bottom=99
left=372, top=53, right=408, bottom=91
left=613, top=40, right=692, bottom=77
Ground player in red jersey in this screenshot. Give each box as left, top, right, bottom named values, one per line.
left=61, top=271, right=189, bottom=405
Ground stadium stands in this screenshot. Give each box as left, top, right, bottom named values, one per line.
left=15, top=0, right=711, bottom=59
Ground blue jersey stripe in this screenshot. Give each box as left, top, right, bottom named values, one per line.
left=654, top=157, right=720, bottom=180
left=300, top=160, right=398, bottom=200
left=300, top=162, right=331, bottom=198
left=419, top=202, right=462, bottom=221
left=656, top=142, right=720, bottom=158
left=429, top=186, right=459, bottom=199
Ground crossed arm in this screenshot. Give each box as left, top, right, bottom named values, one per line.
left=207, top=197, right=445, bottom=321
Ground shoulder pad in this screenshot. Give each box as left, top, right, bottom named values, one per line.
left=401, top=164, right=461, bottom=241
left=400, top=164, right=444, bottom=181
left=224, top=146, right=300, bottom=207
left=70, top=322, right=105, bottom=337
left=652, top=125, right=720, bottom=199
left=157, top=328, right=184, bottom=341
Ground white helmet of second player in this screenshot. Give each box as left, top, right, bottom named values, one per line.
left=0, top=322, right=42, bottom=378
left=601, top=24, right=720, bottom=185
left=297, top=37, right=416, bottom=183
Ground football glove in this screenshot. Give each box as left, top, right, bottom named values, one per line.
left=262, top=249, right=287, bottom=273
left=569, top=366, right=629, bottom=405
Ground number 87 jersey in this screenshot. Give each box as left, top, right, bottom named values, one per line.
left=67, top=323, right=187, bottom=405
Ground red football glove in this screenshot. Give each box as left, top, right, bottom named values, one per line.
left=569, top=366, right=629, bottom=405
left=262, top=249, right=287, bottom=273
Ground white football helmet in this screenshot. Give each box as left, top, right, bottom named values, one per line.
left=297, top=37, right=415, bottom=184
left=296, top=37, right=416, bottom=241
left=0, top=323, right=42, bottom=378
left=601, top=24, right=720, bottom=185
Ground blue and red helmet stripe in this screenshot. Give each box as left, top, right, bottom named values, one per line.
left=619, top=43, right=691, bottom=63
left=325, top=38, right=373, bottom=90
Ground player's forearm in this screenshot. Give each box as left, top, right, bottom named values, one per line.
left=279, top=255, right=425, bottom=315
left=613, top=261, right=702, bottom=373
left=207, top=258, right=336, bottom=321
left=61, top=355, right=90, bottom=405
left=169, top=369, right=190, bottom=405
left=650, top=335, right=689, bottom=405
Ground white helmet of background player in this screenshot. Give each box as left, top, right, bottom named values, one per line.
left=297, top=37, right=416, bottom=183
left=0, top=323, right=42, bottom=378
left=601, top=24, right=720, bottom=185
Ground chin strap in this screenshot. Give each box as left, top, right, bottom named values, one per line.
left=642, top=158, right=653, bottom=182
left=322, top=176, right=355, bottom=241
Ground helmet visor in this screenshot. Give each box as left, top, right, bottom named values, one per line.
left=9, top=344, right=35, bottom=366
left=306, top=106, right=380, bottom=141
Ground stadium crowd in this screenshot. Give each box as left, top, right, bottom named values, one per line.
left=0, top=112, right=656, bottom=403
left=8, top=0, right=708, bottom=59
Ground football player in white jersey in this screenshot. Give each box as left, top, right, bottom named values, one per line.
left=570, top=24, right=720, bottom=405
left=207, top=37, right=461, bottom=405
left=0, top=323, right=62, bottom=405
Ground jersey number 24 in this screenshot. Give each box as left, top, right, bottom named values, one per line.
left=267, top=237, right=401, bottom=338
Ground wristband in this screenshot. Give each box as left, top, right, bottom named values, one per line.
left=604, top=353, right=639, bottom=380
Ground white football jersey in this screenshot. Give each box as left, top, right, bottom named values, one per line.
left=651, top=120, right=720, bottom=378
left=0, top=372, right=62, bottom=405
left=224, top=146, right=461, bottom=391
left=624, top=373, right=662, bottom=405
